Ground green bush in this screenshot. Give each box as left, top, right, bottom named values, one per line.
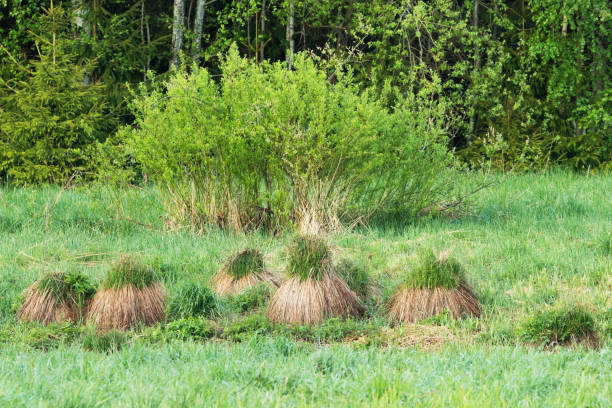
left=122, top=45, right=459, bottom=231
left=35, top=271, right=96, bottom=314
left=518, top=306, right=599, bottom=348
left=167, top=283, right=218, bottom=319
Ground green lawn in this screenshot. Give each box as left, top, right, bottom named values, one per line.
left=0, top=171, right=610, bottom=407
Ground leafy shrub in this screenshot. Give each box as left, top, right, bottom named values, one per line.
left=518, top=306, right=599, bottom=348
left=122, top=45, right=459, bottom=231
left=336, top=259, right=371, bottom=298
left=82, top=329, right=127, bottom=353
left=37, top=271, right=96, bottom=310
left=167, top=282, right=218, bottom=319
left=226, top=284, right=271, bottom=313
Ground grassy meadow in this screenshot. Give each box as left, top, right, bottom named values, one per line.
left=0, top=170, right=610, bottom=407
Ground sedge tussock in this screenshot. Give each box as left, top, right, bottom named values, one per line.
left=212, top=271, right=280, bottom=296
left=18, top=282, right=79, bottom=324
left=388, top=283, right=480, bottom=323
left=86, top=283, right=165, bottom=331
left=18, top=271, right=94, bottom=325
left=212, top=249, right=280, bottom=296
left=267, top=271, right=364, bottom=325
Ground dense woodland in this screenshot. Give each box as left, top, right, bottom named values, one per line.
left=0, top=0, right=611, bottom=186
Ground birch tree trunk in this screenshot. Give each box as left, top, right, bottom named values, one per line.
left=260, top=0, right=266, bottom=61
left=74, top=0, right=91, bottom=84
left=286, top=0, right=294, bottom=69
left=192, top=0, right=206, bottom=58
left=74, top=0, right=91, bottom=35
left=468, top=0, right=480, bottom=140
left=172, top=0, right=185, bottom=68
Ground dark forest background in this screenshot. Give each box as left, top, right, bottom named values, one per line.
left=0, top=0, right=610, bottom=184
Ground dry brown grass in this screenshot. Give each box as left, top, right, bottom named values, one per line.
left=554, top=332, right=600, bottom=350
left=267, top=271, right=364, bottom=325
left=86, top=283, right=165, bottom=331
left=18, top=282, right=79, bottom=324
left=387, top=324, right=460, bottom=350
left=212, top=270, right=280, bottom=296
left=388, top=283, right=480, bottom=323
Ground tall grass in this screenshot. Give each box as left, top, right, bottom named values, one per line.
left=102, top=255, right=157, bottom=290
left=0, top=342, right=609, bottom=406
left=0, top=171, right=610, bottom=405
left=400, top=250, right=465, bottom=290
left=286, top=236, right=332, bottom=281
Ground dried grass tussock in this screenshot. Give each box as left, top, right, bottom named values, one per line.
left=388, top=283, right=480, bottom=323
left=268, top=271, right=364, bottom=325
left=212, top=270, right=279, bottom=296
left=562, top=332, right=600, bottom=350
left=86, top=283, right=165, bottom=331
left=18, top=282, right=78, bottom=324
left=212, top=249, right=280, bottom=296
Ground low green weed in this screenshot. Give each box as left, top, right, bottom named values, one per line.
left=164, top=317, right=217, bottom=341
left=518, top=306, right=599, bottom=348
left=8, top=322, right=83, bottom=350
left=223, top=314, right=274, bottom=342
left=82, top=328, right=127, bottom=353
left=278, top=318, right=376, bottom=343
